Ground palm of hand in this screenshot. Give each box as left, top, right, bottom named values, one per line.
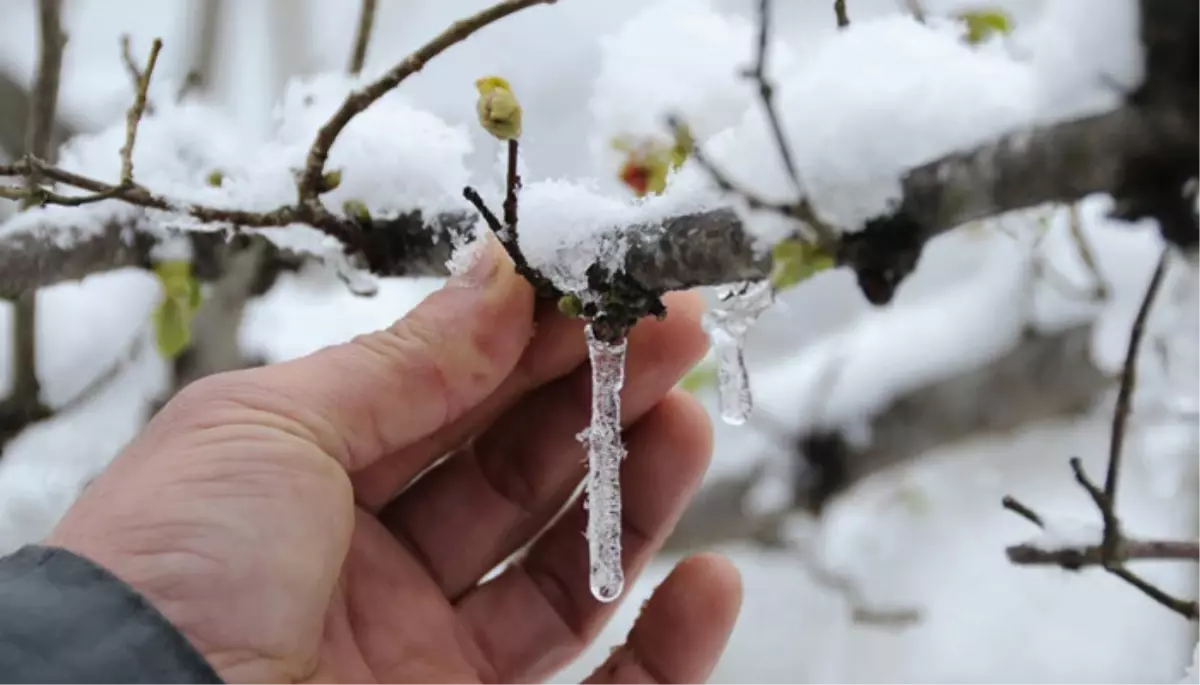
left=49, top=260, right=741, bottom=685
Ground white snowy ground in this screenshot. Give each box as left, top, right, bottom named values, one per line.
left=0, top=0, right=1196, bottom=681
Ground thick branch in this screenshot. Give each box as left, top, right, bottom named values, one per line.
left=0, top=93, right=1190, bottom=304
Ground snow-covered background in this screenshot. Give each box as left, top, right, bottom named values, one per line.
left=0, top=0, right=1196, bottom=681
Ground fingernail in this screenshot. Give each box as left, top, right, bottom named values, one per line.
left=447, top=233, right=500, bottom=289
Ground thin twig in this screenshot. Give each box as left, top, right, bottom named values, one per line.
left=462, top=186, right=503, bottom=234
left=503, top=138, right=521, bottom=238
left=297, top=0, right=555, bottom=209
left=119, top=35, right=144, bottom=87
left=1103, top=248, right=1168, bottom=528
left=1002, top=495, right=1044, bottom=528
left=834, top=0, right=850, bottom=28
left=347, top=0, right=378, bottom=76
left=743, top=0, right=837, bottom=247
left=119, top=38, right=162, bottom=186
left=1065, top=203, right=1110, bottom=299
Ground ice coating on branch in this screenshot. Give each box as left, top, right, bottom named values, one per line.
left=703, top=280, right=774, bottom=425
left=517, top=175, right=719, bottom=296
left=577, top=324, right=629, bottom=603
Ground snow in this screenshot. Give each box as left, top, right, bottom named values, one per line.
left=1183, top=642, right=1200, bottom=683
left=1022, top=514, right=1103, bottom=552
left=586, top=0, right=793, bottom=193
left=516, top=174, right=719, bottom=295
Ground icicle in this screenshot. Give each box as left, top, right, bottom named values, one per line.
left=1156, top=249, right=1200, bottom=419
left=702, top=280, right=774, bottom=425
left=577, top=324, right=629, bottom=603
left=331, top=251, right=380, bottom=297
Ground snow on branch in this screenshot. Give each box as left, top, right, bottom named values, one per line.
left=0, top=102, right=1175, bottom=299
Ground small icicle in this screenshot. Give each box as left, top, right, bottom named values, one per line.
left=702, top=280, right=774, bottom=425
left=577, top=324, right=629, bottom=603
left=331, top=251, right=380, bottom=297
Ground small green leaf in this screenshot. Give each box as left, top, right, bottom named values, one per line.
left=679, top=360, right=718, bottom=393
left=956, top=8, right=1013, bottom=45
left=769, top=239, right=835, bottom=291
left=557, top=293, right=584, bottom=318
left=153, top=298, right=192, bottom=359
left=320, top=169, right=343, bottom=193
left=151, top=260, right=204, bottom=360
left=205, top=169, right=224, bottom=187
left=342, top=199, right=372, bottom=224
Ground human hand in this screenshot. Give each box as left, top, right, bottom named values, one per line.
left=48, top=237, right=742, bottom=683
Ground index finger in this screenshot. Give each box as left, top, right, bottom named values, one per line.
left=207, top=236, right=535, bottom=472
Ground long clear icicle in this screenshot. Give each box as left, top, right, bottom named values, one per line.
left=577, top=324, right=628, bottom=603
left=702, top=280, right=774, bottom=425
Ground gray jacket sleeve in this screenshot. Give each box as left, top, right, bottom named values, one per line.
left=0, top=545, right=223, bottom=683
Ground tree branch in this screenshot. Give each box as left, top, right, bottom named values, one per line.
left=0, top=99, right=1182, bottom=302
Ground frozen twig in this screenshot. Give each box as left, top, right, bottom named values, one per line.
left=347, top=0, right=378, bottom=76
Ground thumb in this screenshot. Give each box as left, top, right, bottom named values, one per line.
left=229, top=234, right=535, bottom=471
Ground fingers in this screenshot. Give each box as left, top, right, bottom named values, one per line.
left=352, top=291, right=701, bottom=510
left=377, top=296, right=708, bottom=598
left=583, top=554, right=742, bottom=684
left=194, top=237, right=534, bottom=472
left=453, top=392, right=714, bottom=683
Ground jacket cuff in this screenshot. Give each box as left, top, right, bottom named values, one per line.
left=0, top=545, right=223, bottom=683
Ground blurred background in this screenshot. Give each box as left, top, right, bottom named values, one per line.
left=0, top=0, right=1196, bottom=681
